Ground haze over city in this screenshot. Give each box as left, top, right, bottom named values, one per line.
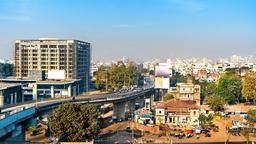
left=0, top=0, right=256, bottom=61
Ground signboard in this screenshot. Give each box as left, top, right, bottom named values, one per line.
left=48, top=70, right=65, bottom=80
left=155, top=77, right=169, bottom=89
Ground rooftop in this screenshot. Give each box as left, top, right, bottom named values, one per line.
left=156, top=99, right=199, bottom=113
left=0, top=78, right=81, bottom=84
left=0, top=83, right=21, bottom=90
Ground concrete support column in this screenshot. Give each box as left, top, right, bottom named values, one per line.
left=73, top=86, right=77, bottom=96
left=0, top=95, right=4, bottom=108
left=113, top=101, right=126, bottom=119
left=10, top=94, right=13, bottom=104
left=14, top=93, right=17, bottom=104
left=68, top=85, right=71, bottom=97
left=22, top=92, right=24, bottom=102
left=32, top=84, right=37, bottom=100
left=136, top=97, right=144, bottom=108
left=128, top=99, right=136, bottom=112
left=11, top=125, right=22, bottom=138
left=77, top=85, right=80, bottom=95
left=50, top=86, right=54, bottom=98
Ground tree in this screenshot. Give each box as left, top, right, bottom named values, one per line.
left=48, top=103, right=100, bottom=142
left=0, top=63, right=14, bottom=78
left=216, top=72, right=242, bottom=104
left=200, top=80, right=216, bottom=102
left=169, top=72, right=187, bottom=87
left=149, top=70, right=154, bottom=75
left=241, top=128, right=250, bottom=144
left=205, top=95, right=225, bottom=111
left=198, top=114, right=213, bottom=128
left=247, top=109, right=256, bottom=124
left=163, top=93, right=174, bottom=102
left=242, top=72, right=256, bottom=104
left=95, top=61, right=144, bottom=90
left=95, top=66, right=107, bottom=90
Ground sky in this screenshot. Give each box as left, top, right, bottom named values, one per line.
left=0, top=0, right=256, bottom=61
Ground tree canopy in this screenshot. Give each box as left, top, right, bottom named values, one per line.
left=200, top=79, right=216, bottom=102
left=242, top=72, right=256, bottom=104
left=95, top=61, right=144, bottom=91
left=216, top=72, right=242, bottom=104
left=163, top=93, right=174, bottom=102
left=247, top=109, right=256, bottom=124
left=48, top=103, right=100, bottom=142
left=198, top=113, right=213, bottom=128
left=0, top=63, right=14, bottom=78
left=205, top=94, right=225, bottom=111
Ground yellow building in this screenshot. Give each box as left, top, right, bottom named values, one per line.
left=169, top=82, right=200, bottom=105
left=15, top=38, right=91, bottom=91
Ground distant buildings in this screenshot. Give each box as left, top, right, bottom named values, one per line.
left=122, top=56, right=129, bottom=64
left=15, top=38, right=91, bottom=91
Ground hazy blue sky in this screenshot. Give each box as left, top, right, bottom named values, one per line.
left=0, top=0, right=256, bottom=61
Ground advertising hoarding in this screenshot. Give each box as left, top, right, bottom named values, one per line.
left=155, top=77, right=169, bottom=89
left=48, top=70, right=65, bottom=80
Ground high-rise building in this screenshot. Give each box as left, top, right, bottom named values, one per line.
left=15, top=38, right=91, bottom=91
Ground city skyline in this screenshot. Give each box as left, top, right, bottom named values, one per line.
left=0, top=0, right=256, bottom=61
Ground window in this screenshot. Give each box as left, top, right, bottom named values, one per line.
left=58, top=45, right=67, bottom=48
left=193, top=111, right=196, bottom=115
left=40, top=45, right=48, bottom=48
left=159, top=110, right=162, bottom=114
left=49, top=45, right=57, bottom=48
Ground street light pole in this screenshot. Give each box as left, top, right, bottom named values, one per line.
left=225, top=116, right=227, bottom=144
left=132, top=112, right=134, bottom=143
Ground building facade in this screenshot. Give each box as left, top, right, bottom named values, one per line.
left=169, top=82, right=200, bottom=105
left=155, top=99, right=200, bottom=128
left=0, top=78, right=82, bottom=101
left=15, top=39, right=91, bottom=91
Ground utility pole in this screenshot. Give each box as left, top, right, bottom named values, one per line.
left=132, top=112, right=134, bottom=143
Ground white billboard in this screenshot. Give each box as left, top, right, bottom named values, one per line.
left=48, top=70, right=65, bottom=80
left=155, top=77, right=169, bottom=89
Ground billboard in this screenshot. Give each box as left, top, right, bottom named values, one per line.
left=155, top=77, right=169, bottom=89
left=48, top=70, right=65, bottom=80
left=155, top=65, right=170, bottom=77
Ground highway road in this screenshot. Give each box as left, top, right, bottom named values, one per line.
left=1, top=87, right=153, bottom=114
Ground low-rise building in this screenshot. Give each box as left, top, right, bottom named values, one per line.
left=0, top=83, right=23, bottom=107
left=0, top=78, right=82, bottom=102
left=155, top=99, right=200, bottom=128
left=168, top=82, right=200, bottom=105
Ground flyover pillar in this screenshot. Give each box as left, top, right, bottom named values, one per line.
left=136, top=97, right=145, bottom=108
left=10, top=94, right=13, bottom=104
left=11, top=125, right=22, bottom=138
left=51, top=86, right=55, bottom=98
left=32, top=83, right=37, bottom=100
left=68, top=85, right=71, bottom=97
left=0, top=95, right=4, bottom=108
left=22, top=92, right=24, bottom=102
left=128, top=99, right=136, bottom=112
left=14, top=93, right=17, bottom=104
left=113, top=101, right=126, bottom=119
